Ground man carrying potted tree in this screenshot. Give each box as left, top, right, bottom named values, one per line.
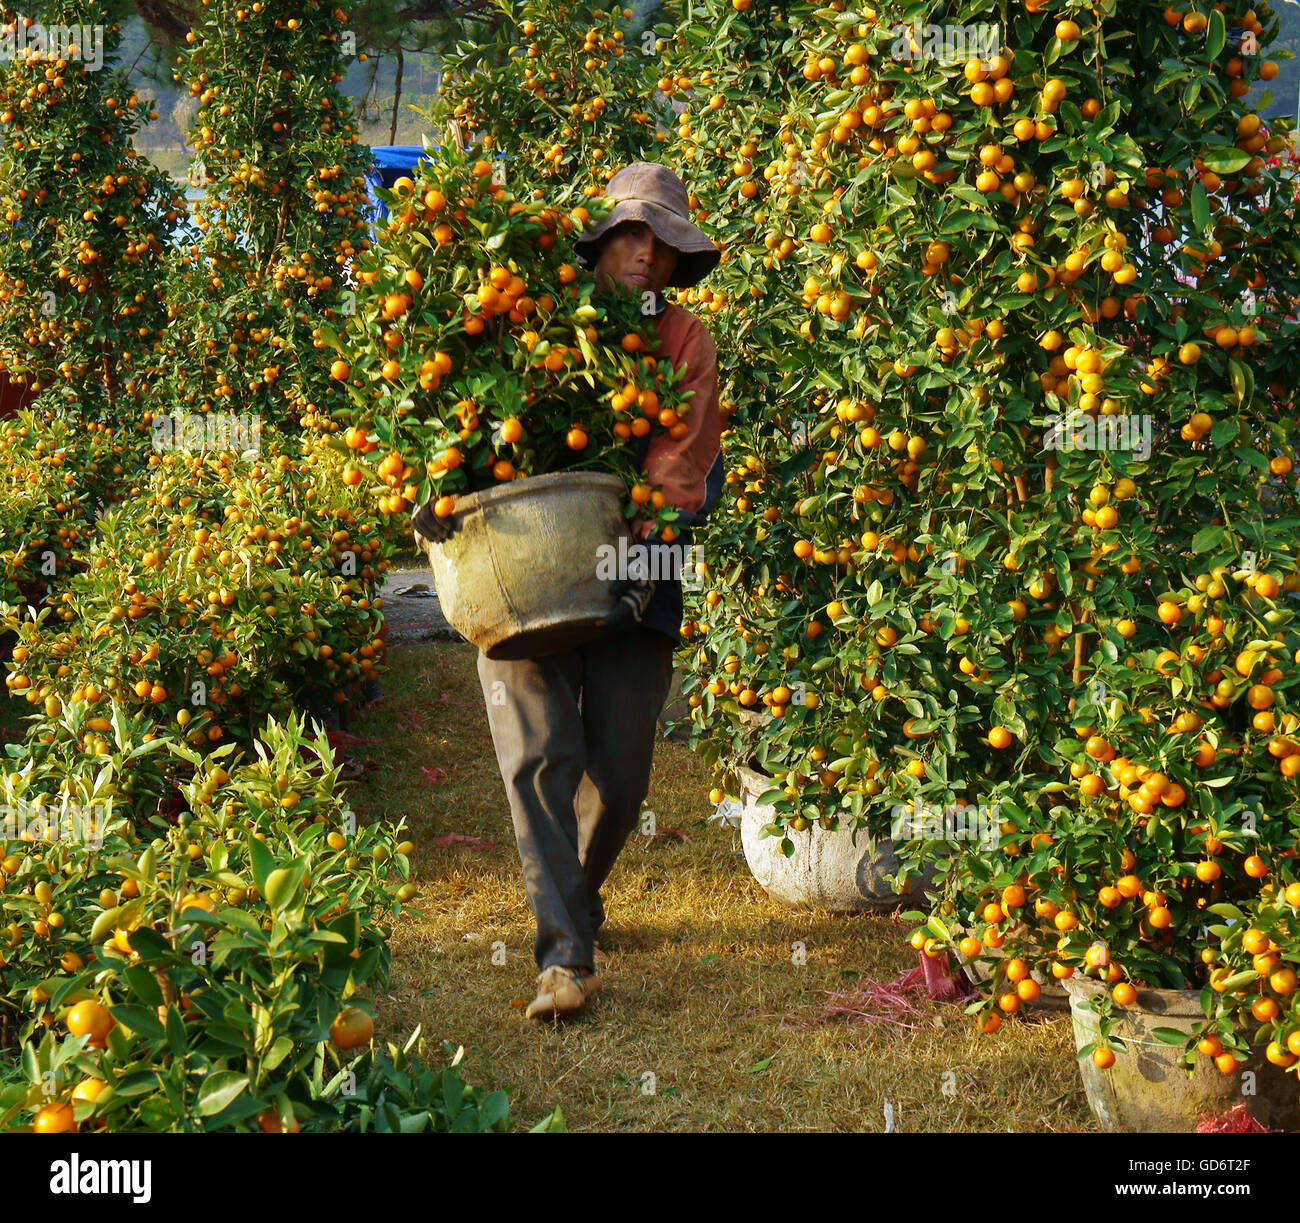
left=413, top=162, right=722, bottom=1021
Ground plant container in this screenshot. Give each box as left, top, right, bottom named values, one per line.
left=1064, top=974, right=1298, bottom=1132
left=418, top=471, right=628, bottom=660
left=737, top=763, right=929, bottom=912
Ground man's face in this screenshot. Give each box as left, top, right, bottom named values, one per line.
left=593, top=220, right=679, bottom=299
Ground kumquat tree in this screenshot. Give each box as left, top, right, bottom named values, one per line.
left=0, top=0, right=181, bottom=415
left=331, top=135, right=697, bottom=533
left=331, top=0, right=698, bottom=531
left=666, top=0, right=1300, bottom=1069
left=437, top=0, right=674, bottom=187
left=149, top=0, right=374, bottom=435
left=0, top=0, right=176, bottom=616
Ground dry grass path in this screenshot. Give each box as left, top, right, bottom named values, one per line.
left=346, top=639, right=1093, bottom=1133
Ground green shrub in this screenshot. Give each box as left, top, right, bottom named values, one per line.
left=0, top=714, right=426, bottom=1132
left=5, top=438, right=393, bottom=744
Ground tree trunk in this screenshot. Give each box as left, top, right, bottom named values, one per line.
left=389, top=45, right=405, bottom=145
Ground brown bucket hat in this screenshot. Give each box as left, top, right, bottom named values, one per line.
left=573, top=162, right=721, bottom=289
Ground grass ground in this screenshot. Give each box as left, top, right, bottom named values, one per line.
left=346, top=641, right=1095, bottom=1133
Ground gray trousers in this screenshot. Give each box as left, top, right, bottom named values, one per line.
left=477, top=627, right=675, bottom=973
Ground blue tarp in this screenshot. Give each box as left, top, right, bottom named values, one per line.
left=363, top=145, right=510, bottom=241
left=364, top=145, right=437, bottom=226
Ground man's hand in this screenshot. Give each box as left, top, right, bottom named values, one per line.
left=412, top=498, right=459, bottom=546
left=600, top=576, right=655, bottom=630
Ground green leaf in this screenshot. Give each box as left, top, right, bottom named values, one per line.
left=1227, top=358, right=1253, bottom=407
left=197, top=1071, right=250, bottom=1117
left=123, top=966, right=164, bottom=1008
left=1218, top=970, right=1259, bottom=992
left=263, top=1035, right=295, bottom=1072
left=1155, top=61, right=1189, bottom=94
left=1190, top=179, right=1210, bottom=234
left=264, top=865, right=302, bottom=912
left=165, top=1005, right=187, bottom=1058
left=1210, top=418, right=1239, bottom=449
left=247, top=834, right=276, bottom=894
left=321, top=910, right=362, bottom=968
left=479, top=1090, right=510, bottom=1132
left=109, top=1005, right=165, bottom=1041
left=1199, top=148, right=1251, bottom=175
left=1191, top=525, right=1225, bottom=554
left=89, top=904, right=124, bottom=945
left=1206, top=8, right=1226, bottom=59
left=529, top=1105, right=566, bottom=1133
left=112, top=1070, right=163, bottom=1098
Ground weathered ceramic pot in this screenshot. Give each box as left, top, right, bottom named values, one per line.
left=1064, top=974, right=1298, bottom=1132
left=956, top=924, right=1070, bottom=1013
left=737, top=764, right=929, bottom=912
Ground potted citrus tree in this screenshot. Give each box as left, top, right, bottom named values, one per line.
left=903, top=549, right=1300, bottom=1130
left=662, top=0, right=1300, bottom=1105
left=329, top=129, right=697, bottom=658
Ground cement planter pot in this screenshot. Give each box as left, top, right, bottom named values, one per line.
left=418, top=472, right=629, bottom=660
left=957, top=926, right=1069, bottom=1013
left=1064, top=974, right=1299, bottom=1132
left=737, top=764, right=928, bottom=912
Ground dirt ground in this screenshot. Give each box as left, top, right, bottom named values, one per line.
left=379, top=566, right=464, bottom=646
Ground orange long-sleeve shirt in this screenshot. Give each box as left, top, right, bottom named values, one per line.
left=629, top=298, right=723, bottom=639
left=644, top=301, right=722, bottom=518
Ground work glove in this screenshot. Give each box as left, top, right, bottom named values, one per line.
left=411, top=498, right=458, bottom=547
left=600, top=576, right=656, bottom=630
